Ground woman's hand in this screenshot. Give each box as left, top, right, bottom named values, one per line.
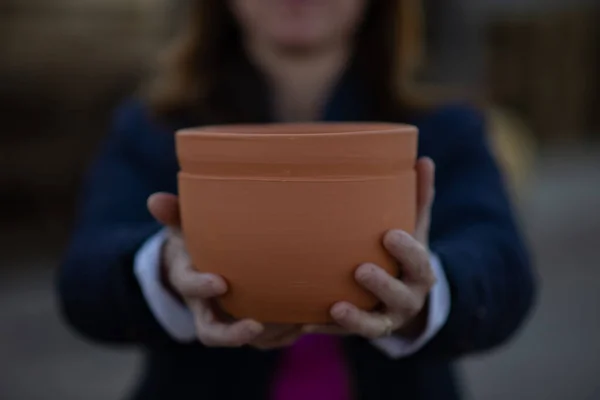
left=148, top=193, right=303, bottom=349
left=147, top=156, right=435, bottom=344
left=304, top=157, right=437, bottom=339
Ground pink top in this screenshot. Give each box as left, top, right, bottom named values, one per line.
left=271, top=334, right=351, bottom=400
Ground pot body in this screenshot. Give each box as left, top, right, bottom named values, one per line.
left=176, top=123, right=418, bottom=324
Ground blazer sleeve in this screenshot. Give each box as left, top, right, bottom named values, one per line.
left=417, top=105, right=538, bottom=359
left=57, top=100, right=183, bottom=348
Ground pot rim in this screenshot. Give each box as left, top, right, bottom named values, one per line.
left=177, top=122, right=416, bottom=139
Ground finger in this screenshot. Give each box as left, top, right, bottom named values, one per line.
left=148, top=192, right=181, bottom=228
left=253, top=327, right=304, bottom=350
left=383, top=231, right=436, bottom=292
left=415, top=157, right=435, bottom=243
left=253, top=335, right=301, bottom=350
left=189, top=300, right=264, bottom=347
left=416, top=157, right=435, bottom=215
left=330, top=302, right=396, bottom=339
left=302, top=324, right=348, bottom=335
left=169, top=262, right=228, bottom=299
left=355, top=263, right=423, bottom=316
left=259, top=324, right=303, bottom=342
left=162, top=233, right=228, bottom=298
left=162, top=230, right=187, bottom=263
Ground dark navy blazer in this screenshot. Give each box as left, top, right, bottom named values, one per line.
left=58, top=76, right=536, bottom=399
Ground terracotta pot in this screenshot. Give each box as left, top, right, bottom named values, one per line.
left=176, top=123, right=418, bottom=324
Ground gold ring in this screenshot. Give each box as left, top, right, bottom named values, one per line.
left=381, top=316, right=394, bottom=337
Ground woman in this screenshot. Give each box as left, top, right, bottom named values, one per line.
left=58, top=1, right=537, bottom=399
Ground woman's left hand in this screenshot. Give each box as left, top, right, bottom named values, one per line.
left=304, top=157, right=437, bottom=340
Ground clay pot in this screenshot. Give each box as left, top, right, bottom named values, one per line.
left=176, top=123, right=418, bottom=324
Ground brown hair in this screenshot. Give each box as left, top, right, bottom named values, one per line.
left=147, top=0, right=428, bottom=123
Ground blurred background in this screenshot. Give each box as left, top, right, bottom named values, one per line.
left=0, top=0, right=599, bottom=399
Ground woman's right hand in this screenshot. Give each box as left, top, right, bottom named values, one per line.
left=148, top=193, right=303, bottom=349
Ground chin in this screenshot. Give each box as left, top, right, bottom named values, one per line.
left=277, top=40, right=320, bottom=52
left=272, top=31, right=325, bottom=52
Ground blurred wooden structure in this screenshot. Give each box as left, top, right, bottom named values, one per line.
left=1, top=0, right=598, bottom=227
left=0, top=0, right=168, bottom=222
left=486, top=7, right=599, bottom=144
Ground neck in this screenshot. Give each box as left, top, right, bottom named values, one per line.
left=246, top=41, right=351, bottom=122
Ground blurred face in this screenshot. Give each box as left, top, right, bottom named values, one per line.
left=229, top=0, right=367, bottom=52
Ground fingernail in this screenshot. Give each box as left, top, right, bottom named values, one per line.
left=206, top=275, right=227, bottom=293
left=331, top=303, right=349, bottom=319
left=246, top=322, right=264, bottom=336
left=210, top=279, right=226, bottom=294
left=387, top=230, right=405, bottom=241
left=302, top=325, right=316, bottom=333
left=384, top=230, right=407, bottom=248
left=356, top=263, right=377, bottom=282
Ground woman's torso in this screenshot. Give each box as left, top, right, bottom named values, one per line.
left=115, top=96, right=471, bottom=400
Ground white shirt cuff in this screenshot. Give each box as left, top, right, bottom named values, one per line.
left=135, top=233, right=451, bottom=352
left=134, top=228, right=197, bottom=343
left=370, top=253, right=451, bottom=358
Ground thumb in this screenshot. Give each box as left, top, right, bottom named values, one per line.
left=147, top=192, right=181, bottom=228
left=414, top=157, right=435, bottom=244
